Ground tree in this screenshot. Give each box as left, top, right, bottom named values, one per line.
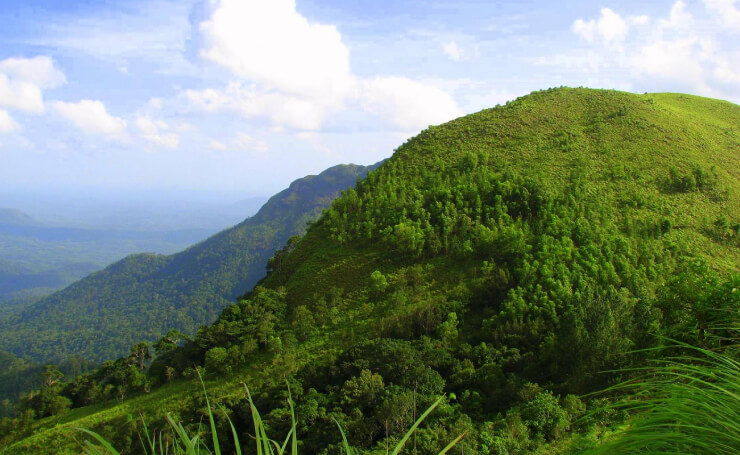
left=128, top=342, right=151, bottom=372
left=205, top=347, right=231, bottom=375
left=292, top=305, right=317, bottom=341
left=368, top=270, right=389, bottom=298
left=153, top=329, right=189, bottom=356
left=41, top=365, right=64, bottom=389
left=438, top=312, right=459, bottom=348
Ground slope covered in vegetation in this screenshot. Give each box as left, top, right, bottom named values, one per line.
left=0, top=164, right=377, bottom=364
left=2, top=88, right=738, bottom=455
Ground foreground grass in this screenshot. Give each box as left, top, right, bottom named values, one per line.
left=586, top=341, right=740, bottom=455
left=76, top=378, right=464, bottom=455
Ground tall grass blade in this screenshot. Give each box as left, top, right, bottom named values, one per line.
left=437, top=433, right=465, bottom=455
left=285, top=378, right=298, bottom=455
left=196, top=370, right=221, bottom=455
left=218, top=404, right=243, bottom=455
left=279, top=427, right=295, bottom=455
left=166, top=414, right=200, bottom=454
left=75, top=428, right=123, bottom=455
left=390, top=396, right=444, bottom=455
left=332, top=418, right=353, bottom=455
left=585, top=341, right=740, bottom=455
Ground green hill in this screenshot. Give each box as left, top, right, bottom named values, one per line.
left=2, top=88, right=738, bottom=455
left=0, top=163, right=377, bottom=364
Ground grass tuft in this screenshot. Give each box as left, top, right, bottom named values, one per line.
left=585, top=340, right=740, bottom=455
left=77, top=381, right=462, bottom=455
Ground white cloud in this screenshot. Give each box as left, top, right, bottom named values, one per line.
left=199, top=0, right=355, bottom=104
left=52, top=100, right=127, bottom=138
left=631, top=38, right=707, bottom=89
left=0, top=56, right=66, bottom=89
left=703, top=0, right=740, bottom=29
left=186, top=83, right=331, bottom=130
left=0, top=74, right=44, bottom=113
left=569, top=1, right=740, bottom=102
left=0, top=56, right=65, bottom=114
left=0, top=110, right=19, bottom=133
left=360, top=77, right=463, bottom=130
left=573, top=8, right=629, bottom=44
left=659, top=1, right=693, bottom=30
left=191, top=0, right=462, bottom=132
left=136, top=116, right=179, bottom=149
left=713, top=51, right=740, bottom=84
left=233, top=133, right=268, bottom=153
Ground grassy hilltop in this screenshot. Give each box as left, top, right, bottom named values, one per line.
left=2, top=88, right=738, bottom=454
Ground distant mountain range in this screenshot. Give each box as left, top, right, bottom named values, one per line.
left=0, top=163, right=378, bottom=363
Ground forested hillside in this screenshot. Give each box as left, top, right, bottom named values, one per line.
left=0, top=351, right=95, bottom=419
left=0, top=164, right=377, bottom=364
left=2, top=88, right=738, bottom=455
left=0, top=207, right=223, bottom=309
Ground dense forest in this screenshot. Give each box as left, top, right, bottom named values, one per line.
left=1, top=88, right=738, bottom=454
left=0, top=164, right=377, bottom=364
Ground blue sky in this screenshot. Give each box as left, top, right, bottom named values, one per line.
left=0, top=0, right=738, bottom=199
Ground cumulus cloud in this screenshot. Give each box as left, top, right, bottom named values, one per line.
left=0, top=74, right=44, bottom=113
left=572, top=8, right=629, bottom=44
left=360, top=77, right=463, bottom=130
left=199, top=0, right=354, bottom=104
left=52, top=100, right=127, bottom=138
left=186, top=82, right=335, bottom=131
left=0, top=57, right=64, bottom=114
left=136, top=116, right=179, bottom=149
left=703, top=0, right=740, bottom=29
left=631, top=38, right=707, bottom=89
left=0, top=110, right=19, bottom=133
left=0, top=56, right=66, bottom=89
left=656, top=1, right=693, bottom=31
left=190, top=0, right=462, bottom=131
left=570, top=1, right=740, bottom=102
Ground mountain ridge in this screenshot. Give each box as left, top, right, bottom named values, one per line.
left=0, top=163, right=379, bottom=364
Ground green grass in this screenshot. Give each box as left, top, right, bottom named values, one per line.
left=584, top=340, right=739, bottom=454
left=74, top=379, right=463, bottom=455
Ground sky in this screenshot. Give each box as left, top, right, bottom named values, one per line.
left=0, top=0, right=738, bottom=199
